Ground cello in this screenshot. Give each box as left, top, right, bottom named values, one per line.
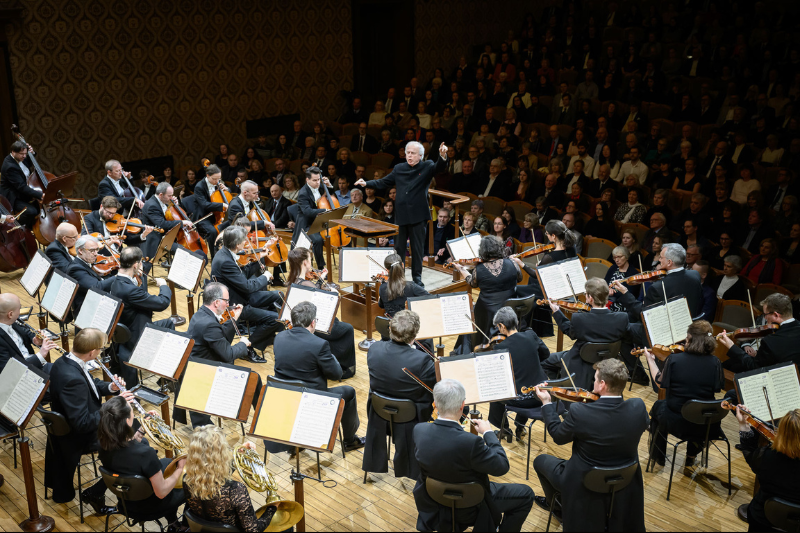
left=247, top=202, right=288, bottom=266
left=166, top=197, right=209, bottom=256
left=315, top=176, right=351, bottom=247
left=0, top=197, right=37, bottom=272
left=203, top=159, right=233, bottom=230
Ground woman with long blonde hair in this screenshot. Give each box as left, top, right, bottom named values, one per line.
left=183, top=425, right=275, bottom=532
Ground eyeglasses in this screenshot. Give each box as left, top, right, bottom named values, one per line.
left=217, top=298, right=230, bottom=304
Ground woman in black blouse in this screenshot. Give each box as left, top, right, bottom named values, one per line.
left=184, top=425, right=276, bottom=532
left=584, top=202, right=618, bottom=243
left=604, top=246, right=640, bottom=311
left=736, top=406, right=800, bottom=531
left=378, top=253, right=429, bottom=318
left=97, top=397, right=186, bottom=525
left=644, top=320, right=724, bottom=466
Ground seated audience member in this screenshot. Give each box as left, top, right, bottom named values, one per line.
left=714, top=255, right=749, bottom=302
left=605, top=246, right=640, bottom=311
left=613, top=188, right=647, bottom=224
left=781, top=223, right=800, bottom=264
left=741, top=238, right=784, bottom=285
left=692, top=260, right=718, bottom=323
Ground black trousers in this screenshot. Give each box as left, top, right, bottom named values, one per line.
left=489, top=396, right=542, bottom=429
left=331, top=385, right=360, bottom=442
left=14, top=198, right=39, bottom=228
left=395, top=220, right=426, bottom=282
left=489, top=482, right=535, bottom=532
left=196, top=219, right=218, bottom=258
left=238, top=304, right=283, bottom=351
left=309, top=232, right=325, bottom=269
left=533, top=454, right=565, bottom=511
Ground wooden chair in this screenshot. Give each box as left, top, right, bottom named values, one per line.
left=556, top=124, right=574, bottom=141
left=339, top=135, right=352, bottom=152
left=647, top=104, right=672, bottom=122
left=651, top=119, right=674, bottom=138
left=584, top=238, right=617, bottom=260
left=584, top=257, right=612, bottom=279
left=754, top=283, right=794, bottom=303
left=289, top=159, right=305, bottom=177
left=618, top=223, right=649, bottom=247
left=370, top=153, right=394, bottom=168
left=712, top=300, right=756, bottom=336
left=506, top=200, right=534, bottom=214
left=342, top=123, right=360, bottom=136
left=783, top=263, right=800, bottom=294
left=480, top=196, right=506, bottom=218
left=350, top=150, right=370, bottom=167
left=263, top=158, right=279, bottom=173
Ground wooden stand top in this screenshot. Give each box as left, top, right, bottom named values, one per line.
left=428, top=189, right=471, bottom=204
left=329, top=218, right=399, bottom=238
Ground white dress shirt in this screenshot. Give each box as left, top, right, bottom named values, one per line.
left=0, top=322, right=46, bottom=365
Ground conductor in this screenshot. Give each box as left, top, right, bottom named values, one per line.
left=355, top=141, right=448, bottom=286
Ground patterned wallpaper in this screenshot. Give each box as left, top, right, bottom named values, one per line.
left=414, top=0, right=535, bottom=82
left=3, top=0, right=353, bottom=199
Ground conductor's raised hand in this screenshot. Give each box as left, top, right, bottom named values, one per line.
left=354, top=178, right=367, bottom=188
left=438, top=142, right=448, bottom=158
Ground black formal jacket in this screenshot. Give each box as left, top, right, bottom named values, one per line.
left=44, top=240, right=75, bottom=282
left=412, top=420, right=506, bottom=532
left=0, top=322, right=45, bottom=373
left=365, top=153, right=447, bottom=225
left=110, top=276, right=171, bottom=362
left=350, top=134, right=380, bottom=154
left=66, top=258, right=116, bottom=316
left=494, top=330, right=549, bottom=394
left=542, top=396, right=649, bottom=531
left=723, top=320, right=800, bottom=372
left=222, top=195, right=266, bottom=233
left=263, top=195, right=291, bottom=229
left=81, top=210, right=147, bottom=250
left=140, top=195, right=182, bottom=259
left=46, top=355, right=116, bottom=503
left=273, top=327, right=342, bottom=391
left=0, top=153, right=41, bottom=205
left=363, top=340, right=436, bottom=479
left=290, top=182, right=334, bottom=245
left=191, top=178, right=225, bottom=222
left=554, top=307, right=632, bottom=389
left=618, top=268, right=704, bottom=320
left=210, top=247, right=269, bottom=307
left=97, top=175, right=136, bottom=209
left=186, top=305, right=248, bottom=364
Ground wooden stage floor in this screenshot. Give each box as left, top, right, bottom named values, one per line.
left=0, top=263, right=752, bottom=532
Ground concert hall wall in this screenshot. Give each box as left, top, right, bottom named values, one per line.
left=4, top=0, right=354, bottom=199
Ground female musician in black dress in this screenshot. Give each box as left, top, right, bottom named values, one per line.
left=96, top=397, right=186, bottom=525
left=643, top=320, right=724, bottom=465
left=286, top=247, right=356, bottom=378
left=452, top=235, right=522, bottom=352
left=377, top=253, right=433, bottom=352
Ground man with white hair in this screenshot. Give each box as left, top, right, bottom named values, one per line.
left=356, top=140, right=448, bottom=287
left=67, top=234, right=118, bottom=315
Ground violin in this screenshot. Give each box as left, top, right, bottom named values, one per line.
left=611, top=270, right=667, bottom=287
left=511, top=243, right=555, bottom=259
left=720, top=401, right=776, bottom=442
left=475, top=334, right=507, bottom=353
left=315, top=173, right=351, bottom=247
left=104, top=213, right=164, bottom=235
left=371, top=272, right=389, bottom=283
left=165, top=197, right=209, bottom=256
left=445, top=257, right=483, bottom=269
left=217, top=305, right=243, bottom=324
left=716, top=323, right=779, bottom=341
left=536, top=298, right=591, bottom=313
left=631, top=344, right=684, bottom=361
left=520, top=384, right=599, bottom=403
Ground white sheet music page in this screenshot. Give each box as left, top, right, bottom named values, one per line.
left=447, top=233, right=481, bottom=261
left=738, top=372, right=773, bottom=421
left=290, top=391, right=340, bottom=449
left=20, top=252, right=51, bottom=296
left=666, top=298, right=692, bottom=343
left=76, top=291, right=117, bottom=334
left=0, top=358, right=45, bottom=426
left=474, top=352, right=516, bottom=402
left=767, top=365, right=800, bottom=419
left=537, top=263, right=570, bottom=300
left=295, top=231, right=312, bottom=251
left=129, top=327, right=191, bottom=378
left=643, top=306, right=674, bottom=346
left=204, top=366, right=248, bottom=419
left=440, top=294, right=473, bottom=335
left=168, top=247, right=205, bottom=291
left=366, top=249, right=394, bottom=278
left=51, top=276, right=76, bottom=320
left=561, top=258, right=587, bottom=295
left=312, top=291, right=339, bottom=332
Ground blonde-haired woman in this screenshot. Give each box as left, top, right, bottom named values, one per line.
left=183, top=426, right=276, bottom=532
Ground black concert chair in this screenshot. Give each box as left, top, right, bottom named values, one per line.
left=374, top=315, right=390, bottom=341
left=500, top=294, right=537, bottom=328
left=266, top=375, right=346, bottom=477
left=765, top=497, right=800, bottom=532
left=99, top=467, right=166, bottom=532
left=181, top=195, right=198, bottom=219
left=184, top=509, right=238, bottom=532
left=546, top=461, right=640, bottom=532
left=39, top=408, right=100, bottom=523
left=362, top=392, right=417, bottom=484
left=578, top=341, right=622, bottom=365
left=89, top=197, right=102, bottom=211
left=646, top=399, right=731, bottom=500
left=425, top=478, right=486, bottom=533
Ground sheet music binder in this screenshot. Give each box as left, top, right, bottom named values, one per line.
left=126, top=323, right=194, bottom=380
left=446, top=233, right=482, bottom=262
left=407, top=292, right=475, bottom=339
left=734, top=361, right=800, bottom=422
left=40, top=268, right=79, bottom=323
left=248, top=381, right=345, bottom=453
left=0, top=358, right=50, bottom=429
left=337, top=247, right=395, bottom=283
left=19, top=250, right=53, bottom=296
left=435, top=349, right=517, bottom=405
left=175, top=359, right=258, bottom=422
left=74, top=288, right=124, bottom=338
left=640, top=296, right=693, bottom=347
left=534, top=257, right=587, bottom=300
left=278, top=283, right=341, bottom=335
left=167, top=247, right=207, bottom=292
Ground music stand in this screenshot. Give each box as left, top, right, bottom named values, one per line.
left=151, top=224, right=185, bottom=325
left=307, top=206, right=348, bottom=281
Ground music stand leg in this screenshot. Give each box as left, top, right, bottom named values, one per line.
left=59, top=322, right=69, bottom=353
left=17, top=430, right=55, bottom=532
left=358, top=284, right=376, bottom=352
left=187, top=291, right=195, bottom=321
left=35, top=287, right=47, bottom=330
left=168, top=280, right=186, bottom=326
left=436, top=338, right=445, bottom=360
left=292, top=448, right=306, bottom=533
left=557, top=329, right=564, bottom=352
left=160, top=403, right=174, bottom=459
left=324, top=229, right=332, bottom=282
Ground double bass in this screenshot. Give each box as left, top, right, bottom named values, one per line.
left=0, top=197, right=37, bottom=272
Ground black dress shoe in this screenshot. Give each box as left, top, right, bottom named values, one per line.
left=413, top=279, right=425, bottom=288
left=534, top=496, right=561, bottom=520
left=271, top=278, right=286, bottom=287
left=245, top=350, right=266, bottom=364
left=81, top=490, right=117, bottom=515
left=515, top=426, right=527, bottom=442
left=343, top=436, right=366, bottom=452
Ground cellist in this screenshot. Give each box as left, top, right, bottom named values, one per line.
left=219, top=180, right=275, bottom=234
left=140, top=182, right=206, bottom=265
left=192, top=164, right=228, bottom=258
left=98, top=159, right=144, bottom=213
left=0, top=140, right=42, bottom=228
left=291, top=166, right=333, bottom=270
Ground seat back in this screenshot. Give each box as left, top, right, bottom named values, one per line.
left=755, top=283, right=795, bottom=302
left=181, top=195, right=198, bottom=218
left=184, top=509, right=239, bottom=532
left=374, top=315, right=391, bottom=339
left=579, top=341, right=622, bottom=365
left=425, top=478, right=485, bottom=509
left=99, top=466, right=155, bottom=503
left=112, top=323, right=132, bottom=345
left=583, top=460, right=640, bottom=494
left=89, top=197, right=102, bottom=211
left=764, top=497, right=800, bottom=533
left=39, top=408, right=71, bottom=437
left=714, top=300, right=755, bottom=329
left=583, top=258, right=612, bottom=279
left=501, top=294, right=537, bottom=323
left=680, top=399, right=729, bottom=426
left=267, top=375, right=310, bottom=389
left=584, top=237, right=616, bottom=260
left=370, top=391, right=418, bottom=425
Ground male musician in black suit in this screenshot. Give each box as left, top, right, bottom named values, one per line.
left=356, top=141, right=448, bottom=286
left=719, top=293, right=800, bottom=372
left=489, top=307, right=549, bottom=442
left=139, top=182, right=201, bottom=262
left=0, top=293, right=55, bottom=374
left=67, top=235, right=117, bottom=316
left=219, top=180, right=275, bottom=235
left=82, top=196, right=153, bottom=256
left=109, top=247, right=175, bottom=388
left=532, top=359, right=649, bottom=531
left=543, top=278, right=633, bottom=390
left=0, top=140, right=42, bottom=227
left=364, top=310, right=435, bottom=479
left=291, top=166, right=334, bottom=270
left=192, top=164, right=228, bottom=258
left=263, top=184, right=291, bottom=228
left=173, top=282, right=262, bottom=428
left=412, top=379, right=534, bottom=532
left=272, top=301, right=366, bottom=451
left=210, top=226, right=283, bottom=360
left=45, top=328, right=132, bottom=509
left=98, top=159, right=144, bottom=212
left=45, top=222, right=79, bottom=281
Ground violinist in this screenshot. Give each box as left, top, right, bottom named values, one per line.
left=67, top=235, right=117, bottom=316
left=110, top=247, right=176, bottom=388
left=364, top=310, right=435, bottom=480
left=210, top=226, right=284, bottom=363
left=488, top=307, right=549, bottom=443
left=531, top=359, right=649, bottom=532
left=719, top=293, right=800, bottom=372
left=378, top=253, right=429, bottom=318
left=44, top=222, right=78, bottom=280
left=0, top=140, right=41, bottom=227
left=643, top=320, right=724, bottom=466
left=140, top=182, right=203, bottom=262
left=291, top=166, right=333, bottom=270
left=82, top=196, right=153, bottom=255
left=192, top=164, right=227, bottom=258
left=98, top=159, right=144, bottom=212
left=736, top=406, right=800, bottom=532
left=286, top=247, right=356, bottom=378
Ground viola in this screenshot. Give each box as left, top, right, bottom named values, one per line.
left=475, top=334, right=507, bottom=353
left=536, top=298, right=591, bottom=313
left=520, top=384, right=599, bottom=403
left=371, top=272, right=389, bottom=283
left=717, top=323, right=779, bottom=341
left=631, top=344, right=684, bottom=361
left=0, top=197, right=37, bottom=272
left=611, top=270, right=667, bottom=287
left=721, top=400, right=776, bottom=442
left=315, top=175, right=351, bottom=247
left=165, top=197, right=209, bottom=256
left=104, top=213, right=164, bottom=235
left=511, top=244, right=555, bottom=259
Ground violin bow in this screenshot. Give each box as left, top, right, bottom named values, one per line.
left=366, top=254, right=388, bottom=280
left=464, top=313, right=491, bottom=344
left=402, top=367, right=434, bottom=393
left=638, top=255, right=646, bottom=297
left=561, top=358, right=581, bottom=394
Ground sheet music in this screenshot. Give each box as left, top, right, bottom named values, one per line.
left=561, top=258, right=587, bottom=296
left=20, top=252, right=51, bottom=296
left=204, top=366, right=249, bottom=419
left=280, top=286, right=338, bottom=333
left=129, top=327, right=191, bottom=378
left=642, top=306, right=674, bottom=346
left=440, top=294, right=473, bottom=335
left=168, top=247, right=205, bottom=291
left=537, top=263, right=571, bottom=300
left=41, top=272, right=76, bottom=320
left=474, top=352, right=516, bottom=402
left=0, top=358, right=45, bottom=426
left=447, top=234, right=482, bottom=261
left=339, top=248, right=394, bottom=282
left=75, top=290, right=118, bottom=334
left=666, top=298, right=692, bottom=342
left=290, top=391, right=340, bottom=449
left=766, top=365, right=800, bottom=420
left=295, top=231, right=312, bottom=251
